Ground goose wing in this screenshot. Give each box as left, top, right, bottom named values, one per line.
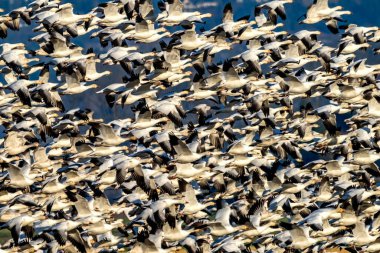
left=74, top=194, right=93, bottom=217
left=315, top=0, right=329, bottom=11
left=319, top=177, right=331, bottom=194
left=7, top=164, right=28, bottom=182
left=215, top=206, right=232, bottom=227
left=275, top=4, right=287, bottom=20
left=278, top=74, right=309, bottom=92
left=155, top=173, right=176, bottom=195
left=57, top=4, right=74, bottom=19
left=67, top=228, right=89, bottom=253
left=352, top=59, right=367, bottom=72
left=10, top=221, right=22, bottom=246
left=135, top=104, right=152, bottom=123
left=168, top=0, right=184, bottom=16
left=223, top=61, right=240, bottom=81
left=290, top=226, right=309, bottom=241
left=84, top=57, right=98, bottom=76
left=213, top=173, right=226, bottom=192
left=135, top=16, right=150, bottom=33
left=285, top=44, right=300, bottom=58
left=325, top=160, right=341, bottom=172
left=181, top=30, right=197, bottom=43
left=51, top=33, right=69, bottom=52
left=169, top=133, right=192, bottom=155
left=306, top=2, right=319, bottom=19
left=223, top=3, right=233, bottom=23
left=303, top=211, right=325, bottom=230
left=102, top=3, right=120, bottom=17
left=132, top=165, right=150, bottom=193
left=353, top=221, right=371, bottom=239
left=179, top=179, right=199, bottom=205
left=10, top=80, right=32, bottom=106
left=4, top=132, right=25, bottom=149
left=248, top=198, right=265, bottom=228
left=63, top=68, right=81, bottom=89
left=139, top=0, right=154, bottom=20
left=33, top=147, right=49, bottom=163
left=90, top=123, right=118, bottom=140
left=38, top=87, right=65, bottom=112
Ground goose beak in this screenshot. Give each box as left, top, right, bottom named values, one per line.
left=336, top=208, right=345, bottom=213
left=168, top=174, right=177, bottom=180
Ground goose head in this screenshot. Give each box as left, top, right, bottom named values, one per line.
left=89, top=84, right=99, bottom=89
left=333, top=6, right=343, bottom=11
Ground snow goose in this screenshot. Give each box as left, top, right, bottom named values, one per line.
left=351, top=149, right=380, bottom=165
left=283, top=224, right=327, bottom=250
left=6, top=79, right=42, bottom=107
left=163, top=220, right=198, bottom=242
left=168, top=133, right=212, bottom=163
left=207, top=205, right=248, bottom=236
left=77, top=55, right=111, bottom=81
left=44, top=3, right=94, bottom=27
left=352, top=220, right=379, bottom=246
left=255, top=0, right=293, bottom=21
left=174, top=26, right=210, bottom=51
left=88, top=122, right=127, bottom=146
left=35, top=32, right=82, bottom=58
left=208, top=3, right=252, bottom=37
left=0, top=211, right=45, bottom=246
left=337, top=37, right=370, bottom=56
left=84, top=220, right=124, bottom=236
left=4, top=131, right=38, bottom=156
left=125, top=15, right=169, bottom=43
left=59, top=64, right=98, bottom=95
left=179, top=179, right=213, bottom=215
left=95, top=3, right=127, bottom=27
left=157, top=0, right=212, bottom=26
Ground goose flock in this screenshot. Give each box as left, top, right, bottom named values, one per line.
left=1, top=0, right=380, bottom=252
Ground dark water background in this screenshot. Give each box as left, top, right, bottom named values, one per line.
left=1, top=0, right=380, bottom=122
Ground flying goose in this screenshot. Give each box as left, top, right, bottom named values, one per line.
left=209, top=3, right=252, bottom=37
left=88, top=122, right=127, bottom=146
left=125, top=15, right=169, bottom=42
left=7, top=79, right=42, bottom=107
left=352, top=220, right=379, bottom=246
left=35, top=32, right=82, bottom=58
left=0, top=211, right=45, bottom=246
left=77, top=55, right=111, bottom=81
left=83, top=220, right=124, bottom=236
left=255, top=0, right=293, bottom=21
left=351, top=149, right=380, bottom=165
left=206, top=205, right=249, bottom=236
left=157, top=0, right=212, bottom=26
left=163, top=219, right=198, bottom=242
left=173, top=25, right=210, bottom=51
left=337, top=37, right=370, bottom=56
left=179, top=179, right=213, bottom=215
left=4, top=131, right=39, bottom=156
left=168, top=133, right=212, bottom=163
left=59, top=64, right=98, bottom=94
left=282, top=224, right=327, bottom=250
left=95, top=3, right=127, bottom=27
left=299, top=0, right=349, bottom=24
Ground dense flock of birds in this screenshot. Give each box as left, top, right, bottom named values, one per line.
left=2, top=0, right=380, bottom=252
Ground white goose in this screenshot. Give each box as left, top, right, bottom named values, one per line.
left=59, top=66, right=98, bottom=95
left=180, top=180, right=213, bottom=215
left=79, top=55, right=111, bottom=81
left=4, top=131, right=38, bottom=155
left=208, top=205, right=248, bottom=236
